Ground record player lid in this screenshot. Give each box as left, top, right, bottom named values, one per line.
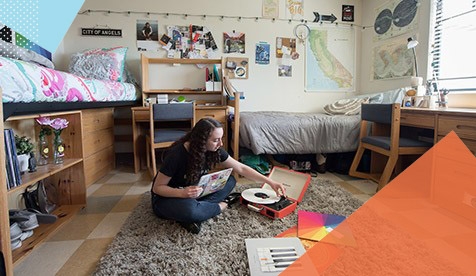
left=261, top=167, right=311, bottom=203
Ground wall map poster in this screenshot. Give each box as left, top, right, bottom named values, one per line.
left=373, top=0, right=419, bottom=41
left=305, top=26, right=355, bottom=92
left=373, top=37, right=413, bottom=80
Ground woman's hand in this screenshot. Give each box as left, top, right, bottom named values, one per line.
left=181, top=186, right=203, bottom=198
left=269, top=181, right=286, bottom=197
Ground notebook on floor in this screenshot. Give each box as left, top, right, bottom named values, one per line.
left=197, top=168, right=233, bottom=198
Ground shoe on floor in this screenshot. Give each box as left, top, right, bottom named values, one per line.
left=9, top=209, right=39, bottom=231
left=224, top=192, right=241, bottom=208
left=179, top=222, right=202, bottom=234
left=316, top=163, right=326, bottom=174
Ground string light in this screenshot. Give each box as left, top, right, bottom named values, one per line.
left=76, top=9, right=367, bottom=29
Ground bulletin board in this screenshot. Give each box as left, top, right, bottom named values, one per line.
left=224, top=57, right=249, bottom=79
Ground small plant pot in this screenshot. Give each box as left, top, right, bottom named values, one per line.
left=17, top=154, right=30, bottom=173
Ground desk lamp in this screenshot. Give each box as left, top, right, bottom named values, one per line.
left=407, top=37, right=423, bottom=93
left=407, top=37, right=419, bottom=78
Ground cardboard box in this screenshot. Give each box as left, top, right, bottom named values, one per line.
left=240, top=167, right=311, bottom=219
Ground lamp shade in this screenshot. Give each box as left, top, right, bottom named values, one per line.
left=407, top=37, right=419, bottom=49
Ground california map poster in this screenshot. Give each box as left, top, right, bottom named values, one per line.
left=305, top=26, right=355, bottom=92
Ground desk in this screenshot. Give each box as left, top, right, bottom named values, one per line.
left=367, top=107, right=476, bottom=182
left=132, top=105, right=238, bottom=174
left=400, top=107, right=476, bottom=155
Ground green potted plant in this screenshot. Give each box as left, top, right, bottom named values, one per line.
left=15, top=135, right=34, bottom=173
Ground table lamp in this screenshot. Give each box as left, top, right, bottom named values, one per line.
left=407, top=37, right=419, bottom=77
left=407, top=37, right=424, bottom=95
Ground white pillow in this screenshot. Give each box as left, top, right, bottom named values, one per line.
left=324, top=97, right=370, bottom=115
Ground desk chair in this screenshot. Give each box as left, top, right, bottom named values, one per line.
left=146, top=102, right=195, bottom=177
left=349, top=103, right=432, bottom=191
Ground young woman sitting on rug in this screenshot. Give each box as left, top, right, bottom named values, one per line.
left=151, top=118, right=286, bottom=234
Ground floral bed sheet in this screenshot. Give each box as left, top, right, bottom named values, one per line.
left=0, top=56, right=138, bottom=103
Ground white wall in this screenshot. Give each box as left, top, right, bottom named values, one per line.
left=359, top=0, right=433, bottom=94
left=56, top=0, right=362, bottom=112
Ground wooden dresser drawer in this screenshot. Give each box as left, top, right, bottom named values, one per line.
left=133, top=109, right=149, bottom=122
left=82, top=108, right=114, bottom=133
left=195, top=109, right=226, bottom=123
left=400, top=113, right=435, bottom=129
left=438, top=115, right=476, bottom=140
left=83, top=128, right=114, bottom=158
left=84, top=146, right=115, bottom=186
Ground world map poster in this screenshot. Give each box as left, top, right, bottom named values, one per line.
left=373, top=37, right=413, bottom=80
left=305, top=26, right=355, bottom=92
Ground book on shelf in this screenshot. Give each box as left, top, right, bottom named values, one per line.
left=4, top=129, right=14, bottom=189
left=223, top=76, right=245, bottom=100
left=9, top=129, right=22, bottom=187
left=4, top=129, right=22, bottom=189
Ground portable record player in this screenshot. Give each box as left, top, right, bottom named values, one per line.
left=240, top=167, right=311, bottom=219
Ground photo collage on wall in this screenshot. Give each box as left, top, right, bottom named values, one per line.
left=276, top=37, right=297, bottom=77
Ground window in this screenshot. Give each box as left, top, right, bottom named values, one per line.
left=431, top=0, right=476, bottom=92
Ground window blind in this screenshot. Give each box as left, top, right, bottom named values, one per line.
left=431, top=0, right=476, bottom=92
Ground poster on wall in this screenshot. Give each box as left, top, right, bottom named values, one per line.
left=285, top=0, right=304, bottom=20
left=305, top=25, right=355, bottom=92
left=373, top=0, right=419, bottom=41
left=262, top=0, right=279, bottom=18
left=255, top=42, right=270, bottom=65
left=372, top=37, right=413, bottom=80
left=223, top=31, right=245, bottom=53
left=137, top=19, right=159, bottom=51
left=278, top=65, right=292, bottom=77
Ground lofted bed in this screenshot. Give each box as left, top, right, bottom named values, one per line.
left=1, top=45, right=140, bottom=120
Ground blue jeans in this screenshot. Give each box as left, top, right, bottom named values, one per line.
left=151, top=176, right=236, bottom=223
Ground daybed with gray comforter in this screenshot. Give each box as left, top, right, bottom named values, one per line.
left=239, top=88, right=407, bottom=155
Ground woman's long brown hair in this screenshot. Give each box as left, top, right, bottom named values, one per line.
left=174, top=118, right=222, bottom=184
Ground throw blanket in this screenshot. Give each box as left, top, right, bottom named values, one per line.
left=323, top=97, right=369, bottom=115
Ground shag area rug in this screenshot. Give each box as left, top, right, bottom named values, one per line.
left=94, top=178, right=363, bottom=275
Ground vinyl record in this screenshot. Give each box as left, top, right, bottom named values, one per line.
left=241, top=188, right=280, bottom=205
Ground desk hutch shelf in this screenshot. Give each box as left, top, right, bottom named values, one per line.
left=135, top=55, right=240, bottom=173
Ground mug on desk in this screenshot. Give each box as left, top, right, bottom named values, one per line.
left=403, top=96, right=413, bottom=107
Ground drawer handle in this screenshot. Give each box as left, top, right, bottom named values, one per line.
left=204, top=114, right=215, bottom=117
left=456, top=124, right=476, bottom=131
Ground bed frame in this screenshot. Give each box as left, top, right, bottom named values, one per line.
left=3, top=100, right=140, bottom=121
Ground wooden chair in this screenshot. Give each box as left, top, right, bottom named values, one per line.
left=349, top=103, right=432, bottom=191
left=146, top=102, right=195, bottom=177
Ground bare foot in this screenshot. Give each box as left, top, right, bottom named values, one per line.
left=218, top=202, right=228, bottom=211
